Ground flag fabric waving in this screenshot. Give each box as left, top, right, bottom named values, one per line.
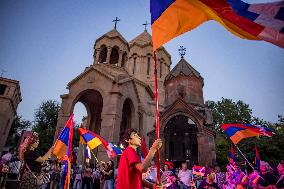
left=151, top=0, right=284, bottom=50
left=229, top=146, right=237, bottom=165
left=192, top=165, right=205, bottom=176
left=85, top=145, right=91, bottom=163
left=53, top=114, right=74, bottom=160
left=60, top=115, right=74, bottom=189
left=78, top=127, right=122, bottom=158
left=221, top=124, right=273, bottom=144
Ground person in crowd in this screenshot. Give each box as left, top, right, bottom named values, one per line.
left=276, top=160, right=284, bottom=189
left=101, top=160, right=114, bottom=189
left=214, top=166, right=225, bottom=189
left=18, top=132, right=54, bottom=189
left=73, top=166, right=82, bottom=189
left=178, top=162, right=192, bottom=189
left=258, top=161, right=277, bottom=188
left=224, top=164, right=235, bottom=189
left=8, top=152, right=21, bottom=179
left=81, top=163, right=92, bottom=189
left=92, top=163, right=101, bottom=189
left=113, top=165, right=118, bottom=189
left=116, top=128, right=162, bottom=189
left=198, top=168, right=219, bottom=189
left=1, top=148, right=15, bottom=164
left=50, top=160, right=60, bottom=189
left=166, top=173, right=182, bottom=189
left=231, top=164, right=248, bottom=189
left=162, top=163, right=174, bottom=187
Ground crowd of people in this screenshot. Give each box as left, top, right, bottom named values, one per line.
left=0, top=130, right=284, bottom=189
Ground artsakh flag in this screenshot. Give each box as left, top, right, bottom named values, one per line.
left=221, top=124, right=272, bottom=144
left=151, top=0, right=284, bottom=50
left=192, top=165, right=205, bottom=176
left=78, top=127, right=122, bottom=158
left=53, top=114, right=74, bottom=160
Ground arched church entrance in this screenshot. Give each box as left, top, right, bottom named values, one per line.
left=164, top=115, right=198, bottom=168
left=73, top=89, right=103, bottom=133
left=72, top=89, right=103, bottom=164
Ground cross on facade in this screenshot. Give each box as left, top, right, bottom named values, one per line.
left=112, top=17, right=120, bottom=29
left=142, top=21, right=149, bottom=31
left=178, top=46, right=186, bottom=59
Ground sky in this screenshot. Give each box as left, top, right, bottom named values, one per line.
left=0, top=0, right=283, bottom=124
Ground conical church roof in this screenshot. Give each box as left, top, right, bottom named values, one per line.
left=96, top=28, right=128, bottom=45
left=165, top=58, right=202, bottom=82
left=129, top=30, right=152, bottom=47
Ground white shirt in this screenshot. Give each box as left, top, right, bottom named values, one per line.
left=178, top=169, right=192, bottom=186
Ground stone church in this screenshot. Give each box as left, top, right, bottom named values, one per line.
left=55, top=27, right=216, bottom=166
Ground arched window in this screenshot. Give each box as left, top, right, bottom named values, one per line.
left=133, top=57, right=137, bottom=74
left=121, top=52, right=127, bottom=68
left=110, top=47, right=119, bottom=64
left=99, top=45, right=107, bottom=63
left=147, top=57, right=150, bottom=75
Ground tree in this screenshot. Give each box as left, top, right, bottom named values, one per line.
left=32, top=100, right=60, bottom=155
left=5, top=115, right=31, bottom=147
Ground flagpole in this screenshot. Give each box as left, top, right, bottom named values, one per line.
left=153, top=50, right=161, bottom=183
left=234, top=144, right=254, bottom=170
left=90, top=150, right=100, bottom=163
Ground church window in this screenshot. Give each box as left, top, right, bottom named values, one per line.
left=99, top=45, right=107, bottom=63
left=110, top=47, right=119, bottom=64
left=147, top=57, right=150, bottom=75
left=0, top=84, right=7, bottom=95
left=133, top=57, right=137, bottom=74
left=121, top=52, right=127, bottom=68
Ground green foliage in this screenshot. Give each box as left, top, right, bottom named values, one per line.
left=32, top=100, right=60, bottom=155
left=5, top=115, right=31, bottom=147
left=206, top=98, right=284, bottom=169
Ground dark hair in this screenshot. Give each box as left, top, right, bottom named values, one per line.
left=120, top=128, right=138, bottom=148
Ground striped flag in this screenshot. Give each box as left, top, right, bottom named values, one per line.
left=192, top=165, right=205, bottom=176
left=85, top=145, right=91, bottom=163
left=53, top=115, right=74, bottom=160
left=58, top=115, right=74, bottom=189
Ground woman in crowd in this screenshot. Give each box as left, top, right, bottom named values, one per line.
left=258, top=161, right=277, bottom=188
left=49, top=160, right=60, bottom=189
left=92, top=163, right=101, bottom=189
left=276, top=161, right=284, bottom=188
left=101, top=160, right=114, bottom=189
left=19, top=132, right=54, bottom=189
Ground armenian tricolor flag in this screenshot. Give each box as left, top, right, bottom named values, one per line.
left=192, top=165, right=205, bottom=176
left=255, top=146, right=260, bottom=170
left=229, top=146, right=237, bottom=165
left=78, top=127, right=122, bottom=158
left=53, top=114, right=74, bottom=160
left=221, top=124, right=273, bottom=144
left=59, top=115, right=74, bottom=189
left=151, top=0, right=284, bottom=50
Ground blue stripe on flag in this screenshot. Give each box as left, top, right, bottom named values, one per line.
left=58, top=127, right=70, bottom=146
left=227, top=0, right=259, bottom=21
left=150, top=0, right=175, bottom=24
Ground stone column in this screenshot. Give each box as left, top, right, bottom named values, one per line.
left=106, top=46, right=112, bottom=63
left=94, top=48, right=100, bottom=64
left=118, top=50, right=123, bottom=67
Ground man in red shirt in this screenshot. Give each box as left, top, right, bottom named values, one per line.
left=116, top=128, right=162, bottom=189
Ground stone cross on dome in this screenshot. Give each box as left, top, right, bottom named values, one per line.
left=178, top=46, right=186, bottom=59
left=112, top=17, right=120, bottom=29
left=142, top=21, right=149, bottom=31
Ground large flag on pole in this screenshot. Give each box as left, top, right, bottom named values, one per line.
left=60, top=115, right=74, bottom=189
left=53, top=115, right=74, bottom=160
left=221, top=124, right=273, bottom=144
left=151, top=0, right=284, bottom=50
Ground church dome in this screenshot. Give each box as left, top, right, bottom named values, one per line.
left=129, top=30, right=152, bottom=48
left=95, top=28, right=128, bottom=45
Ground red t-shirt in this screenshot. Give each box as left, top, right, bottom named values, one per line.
left=116, top=146, right=142, bottom=189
